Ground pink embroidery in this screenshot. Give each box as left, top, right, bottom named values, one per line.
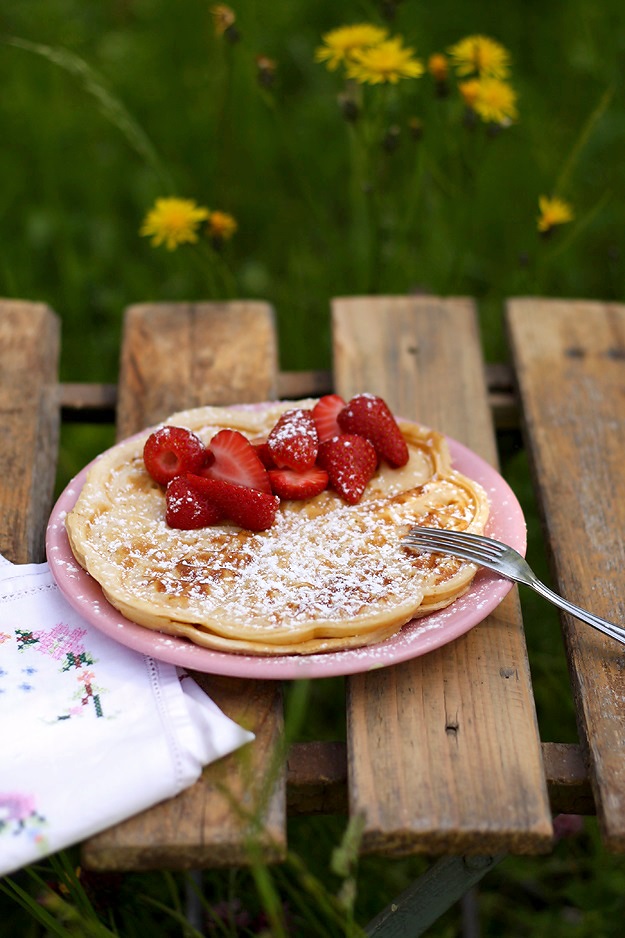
left=0, top=792, right=48, bottom=852
left=12, top=623, right=106, bottom=721
left=0, top=792, right=35, bottom=822
left=33, top=623, right=87, bottom=660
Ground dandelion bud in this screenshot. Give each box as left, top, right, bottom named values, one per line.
left=256, top=55, right=277, bottom=89
left=427, top=53, right=449, bottom=97
left=382, top=124, right=401, bottom=153
left=428, top=53, right=448, bottom=82
left=207, top=210, right=238, bottom=250
left=337, top=90, right=360, bottom=123
left=458, top=78, right=480, bottom=109
left=380, top=0, right=403, bottom=21
left=211, top=5, right=240, bottom=43
left=407, top=116, right=423, bottom=141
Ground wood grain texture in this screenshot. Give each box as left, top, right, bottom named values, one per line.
left=506, top=297, right=625, bottom=850
left=116, top=301, right=279, bottom=440
left=332, top=296, right=552, bottom=855
left=82, top=301, right=286, bottom=870
left=0, top=299, right=60, bottom=562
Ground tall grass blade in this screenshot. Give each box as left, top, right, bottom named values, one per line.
left=3, top=36, right=171, bottom=188
left=555, top=85, right=614, bottom=196
left=0, top=876, right=72, bottom=937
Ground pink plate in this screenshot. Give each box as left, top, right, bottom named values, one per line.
left=46, top=436, right=526, bottom=680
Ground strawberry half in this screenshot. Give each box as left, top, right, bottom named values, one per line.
left=267, top=408, right=318, bottom=471
left=186, top=474, right=279, bottom=531
left=143, top=425, right=207, bottom=486
left=337, top=393, right=409, bottom=468
left=165, top=475, right=223, bottom=529
left=312, top=394, right=346, bottom=442
left=202, top=428, right=272, bottom=493
left=268, top=466, right=329, bottom=500
left=317, top=433, right=378, bottom=505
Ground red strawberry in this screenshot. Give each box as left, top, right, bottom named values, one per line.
left=317, top=433, right=378, bottom=505
left=143, top=425, right=207, bottom=486
left=165, top=475, right=223, bottom=529
left=312, top=394, right=346, bottom=442
left=267, top=408, right=318, bottom=471
left=186, top=474, right=279, bottom=531
left=202, top=428, right=271, bottom=493
left=268, top=466, right=329, bottom=500
left=253, top=440, right=276, bottom=469
left=337, top=393, right=409, bottom=467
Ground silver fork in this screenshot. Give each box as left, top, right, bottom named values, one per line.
left=402, top=526, right=625, bottom=647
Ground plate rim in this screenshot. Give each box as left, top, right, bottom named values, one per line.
left=46, top=424, right=526, bottom=680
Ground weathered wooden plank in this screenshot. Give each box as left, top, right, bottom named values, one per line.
left=332, top=295, right=552, bottom=855
left=506, top=297, right=625, bottom=851
left=82, top=301, right=286, bottom=870
left=0, top=299, right=60, bottom=563
left=115, top=301, right=279, bottom=440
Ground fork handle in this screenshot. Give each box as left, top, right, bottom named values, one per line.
left=527, top=575, right=625, bottom=646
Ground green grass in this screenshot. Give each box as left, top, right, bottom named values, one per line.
left=2, top=0, right=625, bottom=933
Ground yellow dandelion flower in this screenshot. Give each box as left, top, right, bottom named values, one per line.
left=207, top=210, right=238, bottom=242
left=140, top=197, right=209, bottom=251
left=537, top=196, right=574, bottom=233
left=471, top=77, right=518, bottom=124
left=346, top=37, right=424, bottom=85
left=315, top=23, right=388, bottom=71
left=211, top=5, right=236, bottom=37
left=448, top=34, right=510, bottom=78
left=428, top=53, right=448, bottom=83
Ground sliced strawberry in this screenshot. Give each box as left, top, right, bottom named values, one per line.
left=201, top=428, right=272, bottom=493
left=143, top=425, right=207, bottom=486
left=268, top=466, right=329, bottom=500
left=317, top=433, right=378, bottom=505
left=337, top=393, right=409, bottom=467
left=312, top=394, right=346, bottom=442
left=267, top=408, right=318, bottom=471
left=165, top=475, right=223, bottom=529
left=186, top=474, right=279, bottom=531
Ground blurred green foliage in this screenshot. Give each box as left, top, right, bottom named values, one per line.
left=1, top=0, right=624, bottom=378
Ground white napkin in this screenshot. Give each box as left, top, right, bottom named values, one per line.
left=0, top=555, right=254, bottom=878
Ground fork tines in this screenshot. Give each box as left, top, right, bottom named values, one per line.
left=402, top=527, right=504, bottom=559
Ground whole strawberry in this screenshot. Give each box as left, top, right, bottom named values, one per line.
left=267, top=408, right=318, bottom=471
left=317, top=433, right=377, bottom=505
left=337, top=394, right=409, bottom=468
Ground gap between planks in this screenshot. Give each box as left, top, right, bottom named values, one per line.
left=58, top=366, right=518, bottom=429
left=286, top=741, right=594, bottom=821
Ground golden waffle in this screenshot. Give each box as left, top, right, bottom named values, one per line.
left=65, top=400, right=489, bottom=655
